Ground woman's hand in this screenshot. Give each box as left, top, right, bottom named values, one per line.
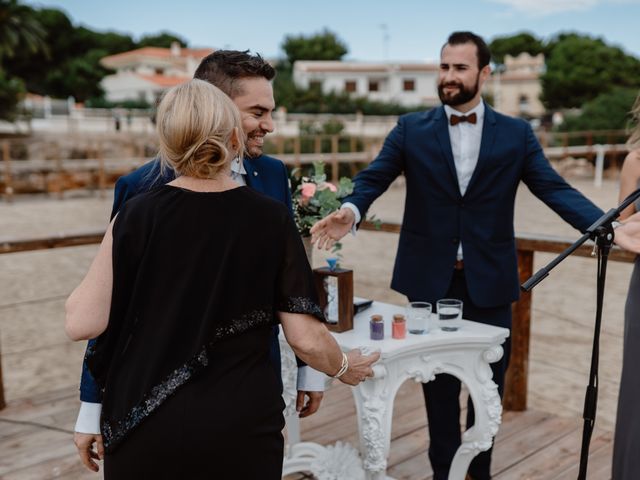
left=336, top=348, right=381, bottom=386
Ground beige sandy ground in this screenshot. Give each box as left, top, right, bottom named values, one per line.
left=0, top=175, right=632, bottom=438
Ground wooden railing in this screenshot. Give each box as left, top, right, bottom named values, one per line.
left=0, top=226, right=636, bottom=411
left=1, top=129, right=629, bottom=201
left=359, top=222, right=636, bottom=411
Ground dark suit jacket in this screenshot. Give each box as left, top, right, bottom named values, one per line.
left=110, top=155, right=292, bottom=218
left=345, top=104, right=603, bottom=321
left=80, top=155, right=292, bottom=402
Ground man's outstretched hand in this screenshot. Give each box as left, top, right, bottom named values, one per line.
left=310, top=208, right=356, bottom=250
left=614, top=214, right=640, bottom=254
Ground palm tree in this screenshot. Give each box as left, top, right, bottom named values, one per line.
left=0, top=0, right=47, bottom=60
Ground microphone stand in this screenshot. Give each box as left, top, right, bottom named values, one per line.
left=521, top=187, right=640, bottom=480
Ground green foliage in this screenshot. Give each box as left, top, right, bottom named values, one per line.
left=3, top=7, right=131, bottom=101
left=291, top=161, right=353, bottom=236
left=1, top=2, right=187, bottom=104
left=556, top=88, right=639, bottom=134
left=138, top=32, right=188, bottom=49
left=281, top=28, right=348, bottom=65
left=0, top=0, right=47, bottom=60
left=541, top=33, right=640, bottom=110
left=43, top=49, right=110, bottom=101
left=0, top=68, right=25, bottom=121
left=489, top=32, right=544, bottom=65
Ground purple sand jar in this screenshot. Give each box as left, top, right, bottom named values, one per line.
left=370, top=314, right=384, bottom=340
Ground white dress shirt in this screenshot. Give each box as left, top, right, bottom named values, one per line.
left=341, top=103, right=485, bottom=256
left=444, top=102, right=485, bottom=260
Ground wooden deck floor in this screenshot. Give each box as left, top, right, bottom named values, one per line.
left=0, top=381, right=612, bottom=480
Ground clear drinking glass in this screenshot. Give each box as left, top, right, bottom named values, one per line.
left=437, top=298, right=463, bottom=332
left=406, top=302, right=432, bottom=334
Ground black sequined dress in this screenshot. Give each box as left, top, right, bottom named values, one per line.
left=86, top=185, right=323, bottom=479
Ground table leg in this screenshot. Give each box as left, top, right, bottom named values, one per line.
left=449, top=345, right=504, bottom=479
left=351, top=364, right=396, bottom=480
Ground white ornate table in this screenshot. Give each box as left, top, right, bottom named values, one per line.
left=281, top=300, right=510, bottom=480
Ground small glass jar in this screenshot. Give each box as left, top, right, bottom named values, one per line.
left=392, top=314, right=406, bottom=339
left=370, top=314, right=384, bottom=340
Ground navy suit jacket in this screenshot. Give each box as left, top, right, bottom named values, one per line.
left=345, top=104, right=603, bottom=321
left=80, top=155, right=292, bottom=402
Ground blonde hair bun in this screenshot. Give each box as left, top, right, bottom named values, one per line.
left=156, top=79, right=244, bottom=178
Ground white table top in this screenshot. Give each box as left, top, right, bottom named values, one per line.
left=331, top=300, right=510, bottom=360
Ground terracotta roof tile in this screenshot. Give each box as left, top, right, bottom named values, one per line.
left=138, top=74, right=190, bottom=87
left=102, top=47, right=214, bottom=63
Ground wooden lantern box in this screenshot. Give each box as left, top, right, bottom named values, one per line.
left=313, top=266, right=354, bottom=333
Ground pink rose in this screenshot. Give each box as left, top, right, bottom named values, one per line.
left=300, top=183, right=317, bottom=202
left=319, top=182, right=337, bottom=192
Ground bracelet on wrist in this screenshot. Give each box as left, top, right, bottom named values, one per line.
left=332, top=352, right=349, bottom=378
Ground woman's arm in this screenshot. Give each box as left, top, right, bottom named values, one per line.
left=278, top=311, right=379, bottom=386
left=619, top=150, right=640, bottom=220
left=65, top=221, right=115, bottom=341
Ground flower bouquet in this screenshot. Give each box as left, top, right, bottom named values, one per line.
left=291, top=161, right=354, bottom=238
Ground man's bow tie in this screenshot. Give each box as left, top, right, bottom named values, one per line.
left=449, top=112, right=477, bottom=126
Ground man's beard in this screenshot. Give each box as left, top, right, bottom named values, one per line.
left=438, top=74, right=480, bottom=106
left=245, top=129, right=265, bottom=158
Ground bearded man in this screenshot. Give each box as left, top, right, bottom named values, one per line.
left=309, top=31, right=603, bottom=480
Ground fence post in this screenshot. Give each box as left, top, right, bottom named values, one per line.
left=97, top=141, right=106, bottom=198
left=331, top=135, right=339, bottom=184
left=293, top=137, right=301, bottom=169
left=594, top=145, right=605, bottom=188
left=504, top=249, right=534, bottom=411
left=2, top=141, right=13, bottom=203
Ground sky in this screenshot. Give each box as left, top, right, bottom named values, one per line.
left=25, top=0, right=640, bottom=62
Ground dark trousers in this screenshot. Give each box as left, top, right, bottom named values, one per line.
left=417, top=269, right=512, bottom=480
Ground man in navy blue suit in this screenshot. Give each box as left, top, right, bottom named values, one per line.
left=73, top=50, right=326, bottom=471
left=311, top=32, right=603, bottom=479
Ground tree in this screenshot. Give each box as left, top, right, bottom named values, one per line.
left=0, top=68, right=24, bottom=121
left=44, top=49, right=109, bottom=102
left=281, top=28, right=348, bottom=65
left=0, top=1, right=45, bottom=121
left=3, top=6, right=136, bottom=101
left=0, top=0, right=47, bottom=60
left=541, top=33, right=640, bottom=110
left=73, top=27, right=135, bottom=56
left=138, top=31, right=188, bottom=48
left=557, top=88, right=639, bottom=132
left=489, top=32, right=544, bottom=65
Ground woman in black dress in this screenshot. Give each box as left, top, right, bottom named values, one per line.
left=65, top=79, right=377, bottom=479
left=612, top=95, right=640, bottom=480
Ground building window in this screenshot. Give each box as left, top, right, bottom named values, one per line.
left=155, top=68, right=164, bottom=75
left=309, top=80, right=323, bottom=91
left=344, top=80, right=357, bottom=93
left=403, top=79, right=416, bottom=91
left=368, top=80, right=379, bottom=92
left=519, top=94, right=530, bottom=113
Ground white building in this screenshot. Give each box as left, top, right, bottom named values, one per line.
left=293, top=61, right=440, bottom=108
left=100, top=43, right=214, bottom=104
left=294, top=54, right=546, bottom=118
left=485, top=53, right=546, bottom=118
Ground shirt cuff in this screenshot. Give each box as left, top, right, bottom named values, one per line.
left=74, top=401, right=102, bottom=434
left=297, top=366, right=327, bottom=391
left=341, top=203, right=361, bottom=236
